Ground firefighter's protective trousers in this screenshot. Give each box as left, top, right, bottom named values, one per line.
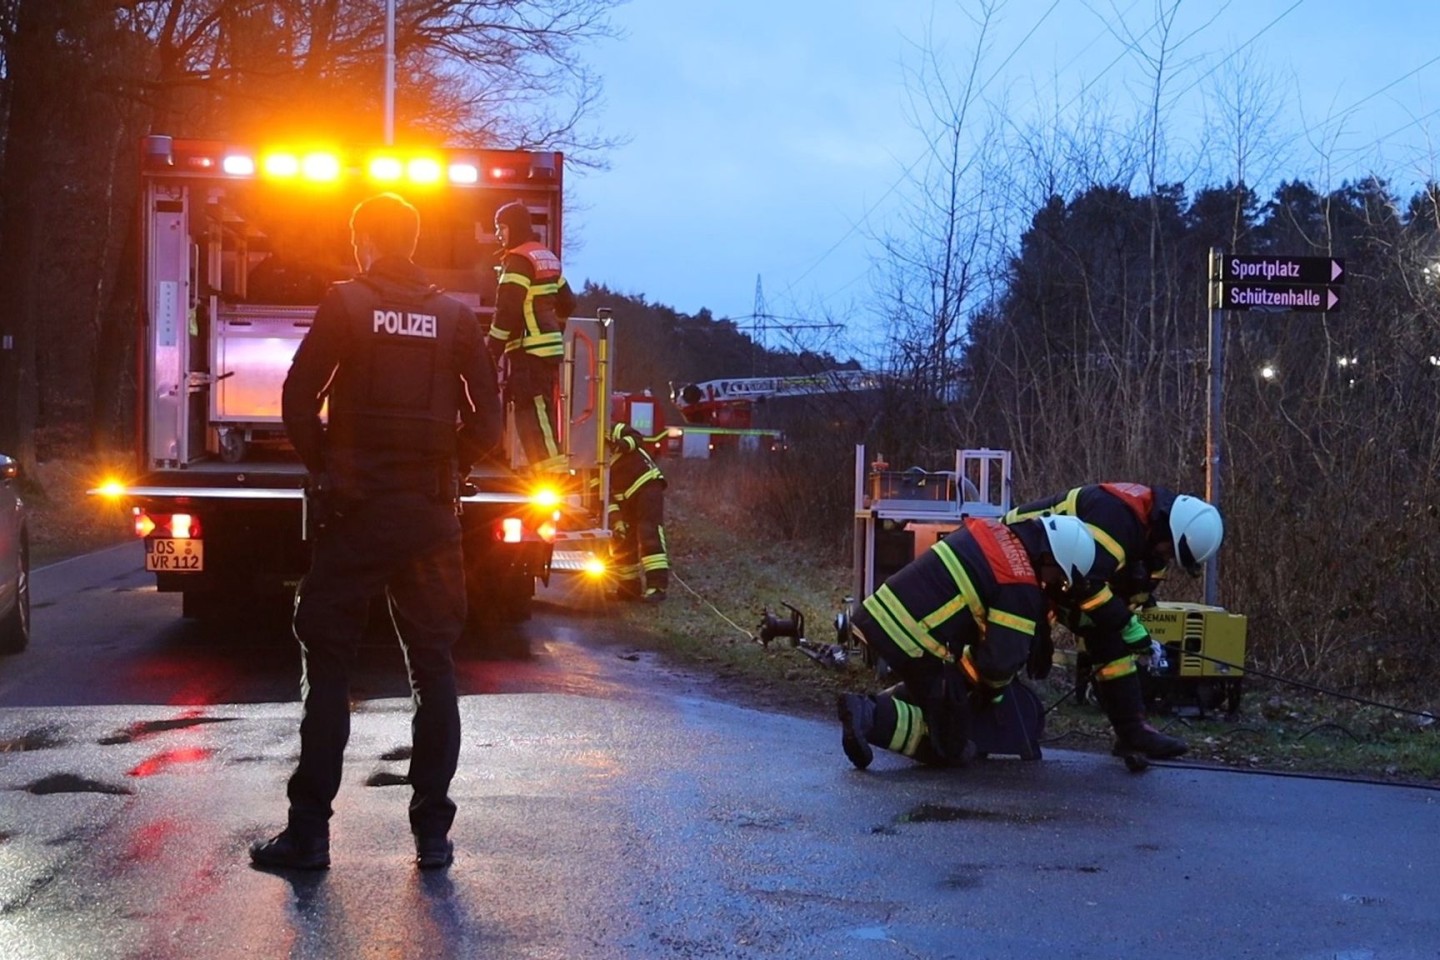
left=505, top=352, right=565, bottom=472
left=288, top=493, right=465, bottom=840
left=850, top=605, right=972, bottom=763
left=610, top=482, right=669, bottom=594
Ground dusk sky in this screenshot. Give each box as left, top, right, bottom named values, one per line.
left=560, top=0, right=1440, bottom=354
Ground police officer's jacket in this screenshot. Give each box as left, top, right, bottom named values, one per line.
left=862, top=517, right=1049, bottom=681
left=489, top=241, right=576, bottom=361
left=606, top=438, right=665, bottom=521
left=1005, top=483, right=1174, bottom=643
left=282, top=256, right=503, bottom=499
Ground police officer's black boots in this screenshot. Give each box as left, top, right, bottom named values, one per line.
left=250, top=829, right=331, bottom=871
left=1098, top=672, right=1188, bottom=760
left=415, top=835, right=454, bottom=870
left=837, top=693, right=876, bottom=769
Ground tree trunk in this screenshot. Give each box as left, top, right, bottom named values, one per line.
left=0, top=0, right=68, bottom=469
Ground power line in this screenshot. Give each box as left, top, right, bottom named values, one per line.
left=1165, top=0, right=1305, bottom=105
left=776, top=0, right=1190, bottom=312
left=777, top=0, right=1066, bottom=299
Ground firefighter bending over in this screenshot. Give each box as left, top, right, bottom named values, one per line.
left=488, top=200, right=575, bottom=475
left=253, top=193, right=502, bottom=872
left=837, top=515, right=1096, bottom=769
left=1004, top=483, right=1224, bottom=760
left=606, top=423, right=670, bottom=603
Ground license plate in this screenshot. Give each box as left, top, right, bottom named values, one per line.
left=145, top=537, right=204, bottom=572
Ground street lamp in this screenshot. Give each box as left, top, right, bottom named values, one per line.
left=1259, top=363, right=1278, bottom=381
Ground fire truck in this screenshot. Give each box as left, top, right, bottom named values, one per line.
left=669, top=370, right=882, bottom=457
left=95, top=135, right=613, bottom=644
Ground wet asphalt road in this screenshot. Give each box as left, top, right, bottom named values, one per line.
left=1, top=544, right=1439, bottom=959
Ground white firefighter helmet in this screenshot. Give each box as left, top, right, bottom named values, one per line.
left=1040, top=514, right=1096, bottom=585
left=1169, top=495, right=1223, bottom=575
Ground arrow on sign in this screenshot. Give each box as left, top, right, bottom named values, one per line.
left=1330, top=259, right=1343, bottom=283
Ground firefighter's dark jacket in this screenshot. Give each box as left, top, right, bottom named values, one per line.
left=282, top=256, right=502, bottom=498
left=489, top=241, right=575, bottom=360
left=1005, top=483, right=1171, bottom=640
left=607, top=439, right=665, bottom=516
left=862, top=517, right=1049, bottom=681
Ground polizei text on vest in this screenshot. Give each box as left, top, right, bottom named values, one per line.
left=373, top=310, right=438, bottom=338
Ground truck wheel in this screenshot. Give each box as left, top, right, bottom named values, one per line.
left=461, top=568, right=533, bottom=657
left=182, top=591, right=224, bottom=621
left=182, top=590, right=291, bottom=630
left=0, top=536, right=30, bottom=654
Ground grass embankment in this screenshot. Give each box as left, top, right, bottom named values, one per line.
left=613, top=457, right=1440, bottom=785
left=24, top=456, right=134, bottom=567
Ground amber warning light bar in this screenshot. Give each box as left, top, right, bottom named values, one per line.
left=142, top=135, right=559, bottom=188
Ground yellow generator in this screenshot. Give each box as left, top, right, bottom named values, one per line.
left=1137, top=602, right=1247, bottom=717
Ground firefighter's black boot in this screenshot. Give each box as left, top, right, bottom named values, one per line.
left=641, top=570, right=669, bottom=604
left=837, top=693, right=876, bottom=769
left=1099, top=672, right=1188, bottom=760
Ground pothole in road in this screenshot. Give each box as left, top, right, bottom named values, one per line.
left=0, top=727, right=68, bottom=752
left=897, top=803, right=1052, bottom=825
left=365, top=772, right=409, bottom=787
left=98, top=716, right=236, bottom=745
left=21, top=773, right=133, bottom=796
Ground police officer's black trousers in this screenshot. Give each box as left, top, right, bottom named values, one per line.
left=288, top=493, right=466, bottom=841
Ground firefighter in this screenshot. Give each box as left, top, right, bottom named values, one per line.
left=488, top=200, right=576, bottom=475
left=1003, top=484, right=1224, bottom=760
left=606, top=423, right=670, bottom=603
left=252, top=193, right=502, bottom=872
left=837, top=515, right=1097, bottom=769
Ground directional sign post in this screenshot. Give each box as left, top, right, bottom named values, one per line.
left=1215, top=254, right=1346, bottom=313
left=1202, top=251, right=1349, bottom=605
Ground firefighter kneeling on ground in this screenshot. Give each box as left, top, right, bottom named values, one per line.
left=606, top=423, right=670, bottom=603
left=1004, top=483, right=1224, bottom=760
left=837, top=515, right=1097, bottom=769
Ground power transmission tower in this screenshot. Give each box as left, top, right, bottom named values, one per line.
left=740, top=274, right=842, bottom=373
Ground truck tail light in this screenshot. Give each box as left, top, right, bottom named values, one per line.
left=500, top=517, right=524, bottom=543
left=537, top=520, right=557, bottom=543
left=132, top=508, right=201, bottom=538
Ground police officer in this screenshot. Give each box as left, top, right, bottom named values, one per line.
left=488, top=200, right=576, bottom=474
left=837, top=515, right=1096, bottom=769
left=1004, top=483, right=1224, bottom=760
left=606, top=423, right=670, bottom=602
left=251, top=193, right=502, bottom=871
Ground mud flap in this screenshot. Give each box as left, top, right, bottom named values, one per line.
left=970, top=680, right=1045, bottom=760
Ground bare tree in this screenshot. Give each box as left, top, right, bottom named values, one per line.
left=870, top=0, right=1009, bottom=466
left=0, top=0, right=624, bottom=467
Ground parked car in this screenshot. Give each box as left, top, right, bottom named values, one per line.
left=0, top=453, right=30, bottom=653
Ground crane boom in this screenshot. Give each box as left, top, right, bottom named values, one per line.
left=674, top=370, right=882, bottom=407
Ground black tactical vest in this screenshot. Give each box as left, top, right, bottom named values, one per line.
left=323, top=277, right=465, bottom=496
